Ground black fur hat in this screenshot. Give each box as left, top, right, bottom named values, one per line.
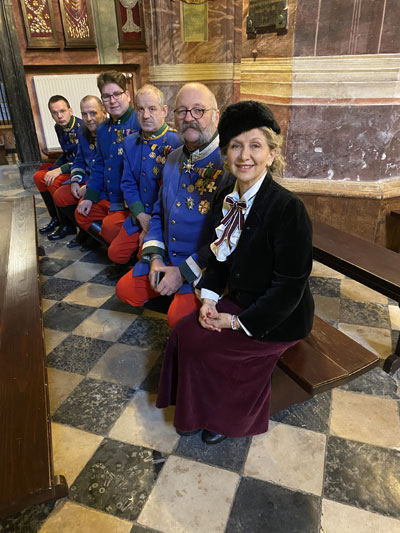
left=218, top=100, right=281, bottom=149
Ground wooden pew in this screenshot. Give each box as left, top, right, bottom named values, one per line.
left=0, top=196, right=67, bottom=518
left=312, top=220, right=400, bottom=374
left=270, top=316, right=379, bottom=415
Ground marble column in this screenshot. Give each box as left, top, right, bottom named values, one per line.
left=0, top=0, right=41, bottom=186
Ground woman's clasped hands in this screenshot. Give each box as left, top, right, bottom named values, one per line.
left=199, top=299, right=232, bottom=332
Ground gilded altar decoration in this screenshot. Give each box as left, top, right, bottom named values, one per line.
left=19, top=0, right=59, bottom=48
left=114, top=0, right=146, bottom=50
left=58, top=0, right=96, bottom=48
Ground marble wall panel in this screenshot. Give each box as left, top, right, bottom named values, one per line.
left=241, top=0, right=296, bottom=59
left=285, top=105, right=400, bottom=182
left=293, top=0, right=319, bottom=57
left=294, top=0, right=399, bottom=57
left=380, top=0, right=400, bottom=53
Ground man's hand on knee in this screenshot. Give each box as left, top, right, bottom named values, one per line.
left=77, top=199, right=93, bottom=216
left=155, top=265, right=184, bottom=296
left=44, top=167, right=62, bottom=186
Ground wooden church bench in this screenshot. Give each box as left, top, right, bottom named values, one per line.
left=0, top=196, right=67, bottom=519
left=270, top=315, right=379, bottom=415
left=312, top=220, right=400, bottom=374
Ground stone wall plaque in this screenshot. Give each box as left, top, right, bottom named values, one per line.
left=246, top=0, right=288, bottom=39
left=182, top=0, right=208, bottom=42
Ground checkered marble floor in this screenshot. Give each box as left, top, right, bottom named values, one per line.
left=1, top=167, right=400, bottom=533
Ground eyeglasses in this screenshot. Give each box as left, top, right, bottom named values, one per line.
left=101, top=91, right=125, bottom=102
left=174, top=107, right=215, bottom=119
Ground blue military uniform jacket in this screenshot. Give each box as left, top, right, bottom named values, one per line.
left=54, top=115, right=82, bottom=174
left=133, top=134, right=227, bottom=294
left=121, top=123, right=181, bottom=236
left=84, top=106, right=139, bottom=211
left=70, top=125, right=98, bottom=185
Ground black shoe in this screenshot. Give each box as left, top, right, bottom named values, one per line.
left=80, top=235, right=102, bottom=252
left=47, top=225, right=77, bottom=241
left=66, top=237, right=81, bottom=248
left=176, top=429, right=201, bottom=437
left=201, top=430, right=227, bottom=445
left=39, top=217, right=59, bottom=234
left=106, top=263, right=130, bottom=280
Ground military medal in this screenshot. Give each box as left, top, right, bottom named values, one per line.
left=118, top=147, right=123, bottom=155
left=198, top=200, right=210, bottom=214
left=195, top=178, right=207, bottom=195
left=186, top=197, right=194, bottom=210
left=149, top=152, right=156, bottom=159
left=187, top=184, right=195, bottom=193
left=89, top=143, right=95, bottom=150
left=69, top=132, right=75, bottom=143
left=183, top=159, right=195, bottom=173
left=116, top=130, right=124, bottom=143
left=206, top=161, right=214, bottom=169
left=156, top=155, right=162, bottom=163
left=152, top=166, right=160, bottom=175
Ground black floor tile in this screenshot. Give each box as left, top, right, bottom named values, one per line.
left=47, top=335, right=113, bottom=374
left=309, top=276, right=341, bottom=298
left=88, top=269, right=118, bottom=287
left=339, top=367, right=400, bottom=399
left=130, top=525, right=159, bottom=533
left=0, top=500, right=57, bottom=533
left=52, top=377, right=135, bottom=435
left=43, top=301, right=95, bottom=332
left=340, top=299, right=390, bottom=329
left=100, top=293, right=143, bottom=315
left=40, top=277, right=83, bottom=300
left=175, top=433, right=251, bottom=472
left=119, top=316, right=170, bottom=350
left=79, top=249, right=111, bottom=265
left=226, top=477, right=320, bottom=533
left=69, top=438, right=165, bottom=521
left=324, top=436, right=400, bottom=519
left=139, top=354, right=163, bottom=394
left=271, top=391, right=331, bottom=433
left=39, top=256, right=74, bottom=276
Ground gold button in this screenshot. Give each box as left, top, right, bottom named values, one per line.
left=108, top=167, right=111, bottom=171
left=143, top=188, right=147, bottom=192
left=110, top=191, right=113, bottom=194
left=172, top=253, right=177, bottom=257
left=144, top=140, right=147, bottom=144
left=182, top=183, right=186, bottom=188
left=176, top=201, right=181, bottom=207
left=113, top=141, right=116, bottom=144
left=171, top=220, right=176, bottom=225
left=110, top=154, right=113, bottom=158
left=107, top=180, right=110, bottom=183
left=142, top=157, right=146, bottom=161
left=172, top=237, right=176, bottom=242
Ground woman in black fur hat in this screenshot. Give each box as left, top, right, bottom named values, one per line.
left=156, top=101, right=314, bottom=444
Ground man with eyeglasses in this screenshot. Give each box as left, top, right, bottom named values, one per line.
left=116, top=82, right=227, bottom=329
left=34, top=95, right=82, bottom=235
left=75, top=70, right=139, bottom=248
left=106, top=84, right=181, bottom=278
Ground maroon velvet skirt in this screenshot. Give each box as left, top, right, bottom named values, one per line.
left=156, top=297, right=298, bottom=438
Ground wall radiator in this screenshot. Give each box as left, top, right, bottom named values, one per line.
left=33, top=74, right=99, bottom=151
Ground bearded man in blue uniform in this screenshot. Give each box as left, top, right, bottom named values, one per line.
left=75, top=70, right=139, bottom=244
left=116, top=83, right=228, bottom=329
left=107, top=84, right=181, bottom=274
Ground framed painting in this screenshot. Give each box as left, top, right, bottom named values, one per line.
left=58, top=0, right=96, bottom=48
left=114, top=0, right=146, bottom=50
left=19, top=0, right=59, bottom=49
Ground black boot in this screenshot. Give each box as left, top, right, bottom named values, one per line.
left=106, top=263, right=131, bottom=280
left=67, top=229, right=89, bottom=249
left=48, top=206, right=77, bottom=241
left=39, top=191, right=59, bottom=234
left=86, top=220, right=108, bottom=247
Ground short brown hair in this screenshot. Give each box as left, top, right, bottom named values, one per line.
left=97, top=71, right=127, bottom=93
left=48, top=95, right=70, bottom=111
left=134, top=84, right=165, bottom=107
left=80, top=94, right=106, bottom=112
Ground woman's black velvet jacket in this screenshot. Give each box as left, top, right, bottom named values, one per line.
left=197, top=171, right=315, bottom=342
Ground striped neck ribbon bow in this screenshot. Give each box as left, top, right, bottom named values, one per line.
left=214, top=197, right=247, bottom=249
